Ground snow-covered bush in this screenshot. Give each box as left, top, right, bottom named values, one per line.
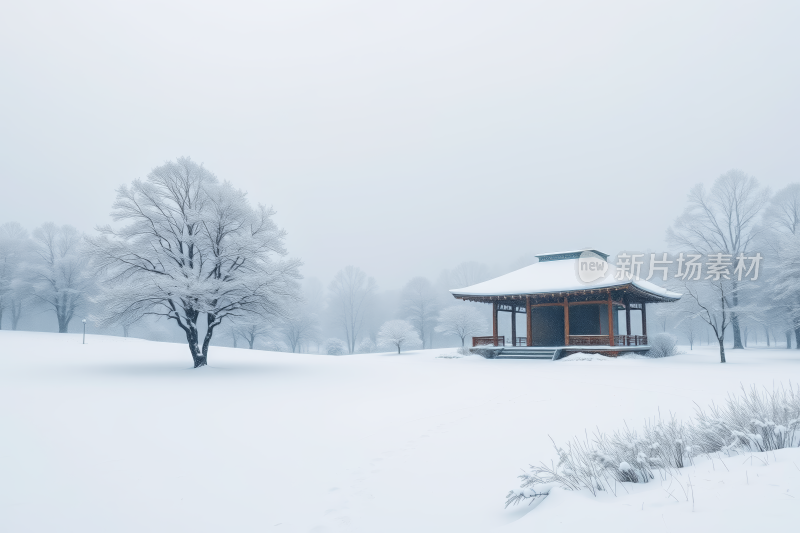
left=647, top=332, right=678, bottom=358
left=377, top=320, right=421, bottom=354
left=691, top=384, right=800, bottom=454
left=506, top=384, right=800, bottom=508
left=325, top=338, right=348, bottom=356
left=456, top=346, right=471, bottom=356
left=356, top=338, right=377, bottom=353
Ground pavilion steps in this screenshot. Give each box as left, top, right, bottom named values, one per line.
left=495, top=347, right=559, bottom=359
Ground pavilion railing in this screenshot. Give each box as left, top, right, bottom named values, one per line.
left=568, top=335, right=608, bottom=346
left=568, top=335, right=648, bottom=346
left=473, top=336, right=505, bottom=347
left=614, top=335, right=648, bottom=346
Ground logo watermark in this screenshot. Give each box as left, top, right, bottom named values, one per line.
left=571, top=251, right=763, bottom=284
left=576, top=251, right=609, bottom=283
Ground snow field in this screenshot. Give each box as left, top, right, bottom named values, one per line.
left=1, top=331, right=799, bottom=532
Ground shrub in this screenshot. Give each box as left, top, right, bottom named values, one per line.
left=647, top=332, right=678, bottom=358
left=691, top=384, right=800, bottom=454
left=324, top=338, right=348, bottom=356
left=506, top=383, right=800, bottom=508
left=356, top=338, right=377, bottom=354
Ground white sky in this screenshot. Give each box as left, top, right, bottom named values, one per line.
left=2, top=1, right=798, bottom=289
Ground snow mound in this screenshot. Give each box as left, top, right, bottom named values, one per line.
left=559, top=352, right=611, bottom=362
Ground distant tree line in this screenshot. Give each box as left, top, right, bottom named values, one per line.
left=3, top=161, right=796, bottom=367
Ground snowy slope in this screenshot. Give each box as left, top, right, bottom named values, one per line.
left=1, top=331, right=798, bottom=532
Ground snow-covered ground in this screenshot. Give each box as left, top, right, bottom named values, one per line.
left=1, top=331, right=798, bottom=532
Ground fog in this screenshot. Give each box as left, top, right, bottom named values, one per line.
left=2, top=0, right=799, bottom=290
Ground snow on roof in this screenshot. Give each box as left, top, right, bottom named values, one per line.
left=450, top=256, right=681, bottom=300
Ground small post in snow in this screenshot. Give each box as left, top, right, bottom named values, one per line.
left=82, top=319, right=87, bottom=344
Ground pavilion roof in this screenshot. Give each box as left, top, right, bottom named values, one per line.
left=450, top=255, right=681, bottom=303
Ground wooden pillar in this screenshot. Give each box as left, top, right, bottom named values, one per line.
left=641, top=303, right=647, bottom=337
left=511, top=307, right=517, bottom=346
left=492, top=301, right=498, bottom=346
left=526, top=296, right=532, bottom=347
left=563, top=297, right=570, bottom=346
left=607, top=293, right=615, bottom=346
left=625, top=303, right=632, bottom=336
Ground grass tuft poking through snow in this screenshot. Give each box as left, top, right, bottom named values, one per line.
left=507, top=383, right=800, bottom=508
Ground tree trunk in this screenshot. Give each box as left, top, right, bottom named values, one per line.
left=187, top=330, right=206, bottom=367
left=0, top=308, right=3, bottom=330
left=765, top=326, right=770, bottom=347
left=795, top=327, right=800, bottom=351
left=718, top=337, right=726, bottom=363
left=199, top=313, right=217, bottom=365
left=11, top=300, right=22, bottom=330
left=461, top=337, right=465, bottom=347
left=397, top=345, right=401, bottom=354
left=57, top=313, right=69, bottom=333
left=787, top=330, right=793, bottom=349
left=730, top=312, right=744, bottom=349
left=123, top=325, right=129, bottom=337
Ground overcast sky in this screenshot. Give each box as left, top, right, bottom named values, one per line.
left=2, top=1, right=798, bottom=289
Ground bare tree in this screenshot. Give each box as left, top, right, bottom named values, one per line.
left=29, top=223, right=93, bottom=333
left=758, top=183, right=800, bottom=348
left=281, top=305, right=320, bottom=353
left=678, top=315, right=698, bottom=350
left=667, top=170, right=768, bottom=349
left=681, top=278, right=733, bottom=363
left=449, top=261, right=490, bottom=288
left=233, top=319, right=271, bottom=349
left=401, top=277, right=440, bottom=349
left=762, top=183, right=800, bottom=236
left=377, top=319, right=421, bottom=354
left=328, top=266, right=376, bottom=354
left=435, top=305, right=484, bottom=346
left=0, top=222, right=32, bottom=329
left=88, top=157, right=301, bottom=367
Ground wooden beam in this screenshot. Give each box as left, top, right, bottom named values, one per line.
left=492, top=302, right=498, bottom=346
left=563, top=297, right=570, bottom=345
left=511, top=308, right=516, bottom=346
left=607, top=293, right=615, bottom=346
left=526, top=296, right=532, bottom=347
left=641, top=302, right=647, bottom=336
left=567, top=300, right=612, bottom=307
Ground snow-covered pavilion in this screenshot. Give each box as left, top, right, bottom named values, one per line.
left=450, top=250, right=681, bottom=359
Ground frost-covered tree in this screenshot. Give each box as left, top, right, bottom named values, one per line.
left=767, top=234, right=800, bottom=349
left=30, top=223, right=93, bottom=333
left=280, top=305, right=320, bottom=353
left=401, top=277, right=440, bottom=349
left=435, top=305, right=484, bottom=346
left=324, top=337, right=347, bottom=355
left=356, top=337, right=377, bottom=353
left=87, top=157, right=301, bottom=367
left=758, top=184, right=800, bottom=348
left=0, top=222, right=32, bottom=330
left=328, top=266, right=376, bottom=354
left=667, top=170, right=768, bottom=349
left=377, top=319, right=421, bottom=354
